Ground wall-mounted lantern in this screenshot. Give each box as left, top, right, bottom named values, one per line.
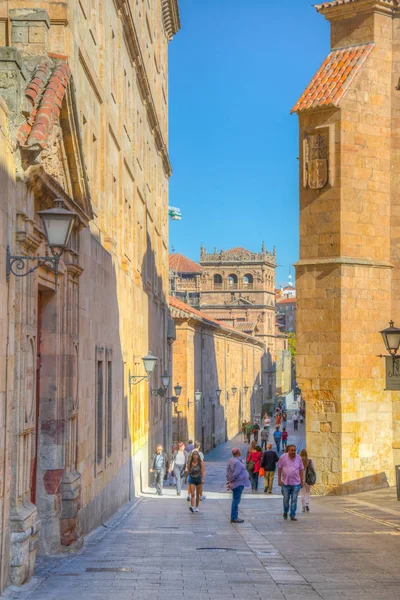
left=129, top=352, right=158, bottom=392
left=151, top=371, right=172, bottom=397
left=188, top=389, right=202, bottom=409
left=7, top=199, right=78, bottom=287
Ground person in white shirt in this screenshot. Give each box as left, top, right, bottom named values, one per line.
left=292, top=411, right=299, bottom=431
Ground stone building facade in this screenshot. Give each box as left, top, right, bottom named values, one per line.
left=199, top=245, right=277, bottom=351
left=170, top=246, right=280, bottom=413
left=292, top=0, right=400, bottom=493
left=0, top=1, right=179, bottom=591
left=170, top=297, right=265, bottom=449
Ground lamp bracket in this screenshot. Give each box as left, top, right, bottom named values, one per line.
left=151, top=387, right=167, bottom=397
left=7, top=245, right=61, bottom=286
left=165, top=396, right=178, bottom=404
left=129, top=371, right=149, bottom=393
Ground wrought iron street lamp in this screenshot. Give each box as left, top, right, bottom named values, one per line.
left=188, top=389, right=202, bottom=408
left=226, top=386, right=237, bottom=401
left=244, top=385, right=249, bottom=394
left=151, top=370, right=172, bottom=397
left=174, top=383, right=183, bottom=398
left=129, top=352, right=158, bottom=392
left=209, top=388, right=222, bottom=402
left=253, top=383, right=259, bottom=392
left=7, top=198, right=77, bottom=286
left=380, top=321, right=400, bottom=358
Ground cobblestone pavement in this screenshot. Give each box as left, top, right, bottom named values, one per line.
left=4, top=419, right=400, bottom=600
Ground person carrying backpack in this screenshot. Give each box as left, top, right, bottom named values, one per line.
left=299, top=449, right=316, bottom=512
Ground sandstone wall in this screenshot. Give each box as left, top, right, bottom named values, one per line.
left=172, top=314, right=264, bottom=451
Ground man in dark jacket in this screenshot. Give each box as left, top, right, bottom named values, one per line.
left=150, top=445, right=168, bottom=495
left=261, top=443, right=279, bottom=494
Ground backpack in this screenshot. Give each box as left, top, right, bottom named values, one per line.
left=246, top=459, right=255, bottom=472
left=305, top=460, right=316, bottom=486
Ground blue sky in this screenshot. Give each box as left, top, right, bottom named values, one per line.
left=168, top=0, right=330, bottom=284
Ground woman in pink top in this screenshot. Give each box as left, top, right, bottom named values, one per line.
left=277, top=444, right=304, bottom=521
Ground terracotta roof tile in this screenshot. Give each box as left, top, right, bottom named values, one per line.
left=315, top=0, right=361, bottom=11
left=17, top=59, right=71, bottom=150
left=291, top=43, right=374, bottom=114
left=169, top=253, right=202, bottom=274
left=276, top=297, right=296, bottom=305
left=169, top=297, right=262, bottom=344
left=234, top=322, right=257, bottom=333
left=223, top=246, right=252, bottom=258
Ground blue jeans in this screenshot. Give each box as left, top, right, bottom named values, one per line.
left=231, top=485, right=244, bottom=520
left=275, top=439, right=281, bottom=452
left=281, top=484, right=301, bottom=517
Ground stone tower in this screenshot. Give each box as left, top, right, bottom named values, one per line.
left=199, top=245, right=277, bottom=350
left=292, top=0, right=400, bottom=493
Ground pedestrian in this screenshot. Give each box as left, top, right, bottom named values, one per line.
left=292, top=411, right=299, bottom=431
left=242, top=420, right=247, bottom=442
left=263, top=414, right=271, bottom=434
left=299, top=449, right=316, bottom=512
left=246, top=440, right=257, bottom=462
left=277, top=444, right=304, bottom=521
left=185, top=439, right=195, bottom=453
left=169, top=441, right=188, bottom=496
left=252, top=421, right=260, bottom=442
left=281, top=428, right=288, bottom=451
left=247, top=445, right=263, bottom=491
left=299, top=408, right=305, bottom=423
left=168, top=444, right=177, bottom=486
left=246, top=421, right=252, bottom=443
left=281, top=411, right=287, bottom=429
left=226, top=447, right=250, bottom=523
left=260, top=427, right=268, bottom=451
left=273, top=426, right=282, bottom=453
left=149, top=444, right=168, bottom=496
left=275, top=412, right=281, bottom=427
left=261, top=443, right=279, bottom=493
left=193, top=441, right=206, bottom=500
left=185, top=449, right=205, bottom=513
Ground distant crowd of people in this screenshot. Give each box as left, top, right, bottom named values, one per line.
left=150, top=404, right=314, bottom=523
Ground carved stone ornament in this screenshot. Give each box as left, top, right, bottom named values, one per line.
left=303, top=129, right=329, bottom=190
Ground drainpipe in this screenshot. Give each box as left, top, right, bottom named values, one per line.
left=1, top=269, right=12, bottom=588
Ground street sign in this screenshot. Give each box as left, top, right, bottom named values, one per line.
left=385, top=356, right=400, bottom=390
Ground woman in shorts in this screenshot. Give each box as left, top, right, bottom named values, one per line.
left=185, top=450, right=205, bottom=513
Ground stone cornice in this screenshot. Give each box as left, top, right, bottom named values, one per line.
left=162, top=0, right=181, bottom=40
left=171, top=310, right=265, bottom=349
left=115, top=0, right=173, bottom=177
left=295, top=256, right=393, bottom=268
left=315, top=0, right=400, bottom=20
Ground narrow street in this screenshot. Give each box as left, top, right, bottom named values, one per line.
left=5, top=421, right=400, bottom=600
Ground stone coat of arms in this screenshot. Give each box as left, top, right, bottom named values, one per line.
left=303, top=130, right=329, bottom=189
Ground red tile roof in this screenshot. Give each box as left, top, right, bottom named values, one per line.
left=18, top=60, right=71, bottom=150
left=234, top=322, right=257, bottom=333
left=276, top=297, right=296, bottom=305
left=223, top=247, right=252, bottom=258
left=169, top=297, right=263, bottom=346
left=315, top=0, right=359, bottom=11
left=170, top=296, right=232, bottom=328
left=291, top=43, right=374, bottom=114
left=169, top=253, right=202, bottom=274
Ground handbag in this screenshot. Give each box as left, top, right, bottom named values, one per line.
left=259, top=467, right=265, bottom=477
